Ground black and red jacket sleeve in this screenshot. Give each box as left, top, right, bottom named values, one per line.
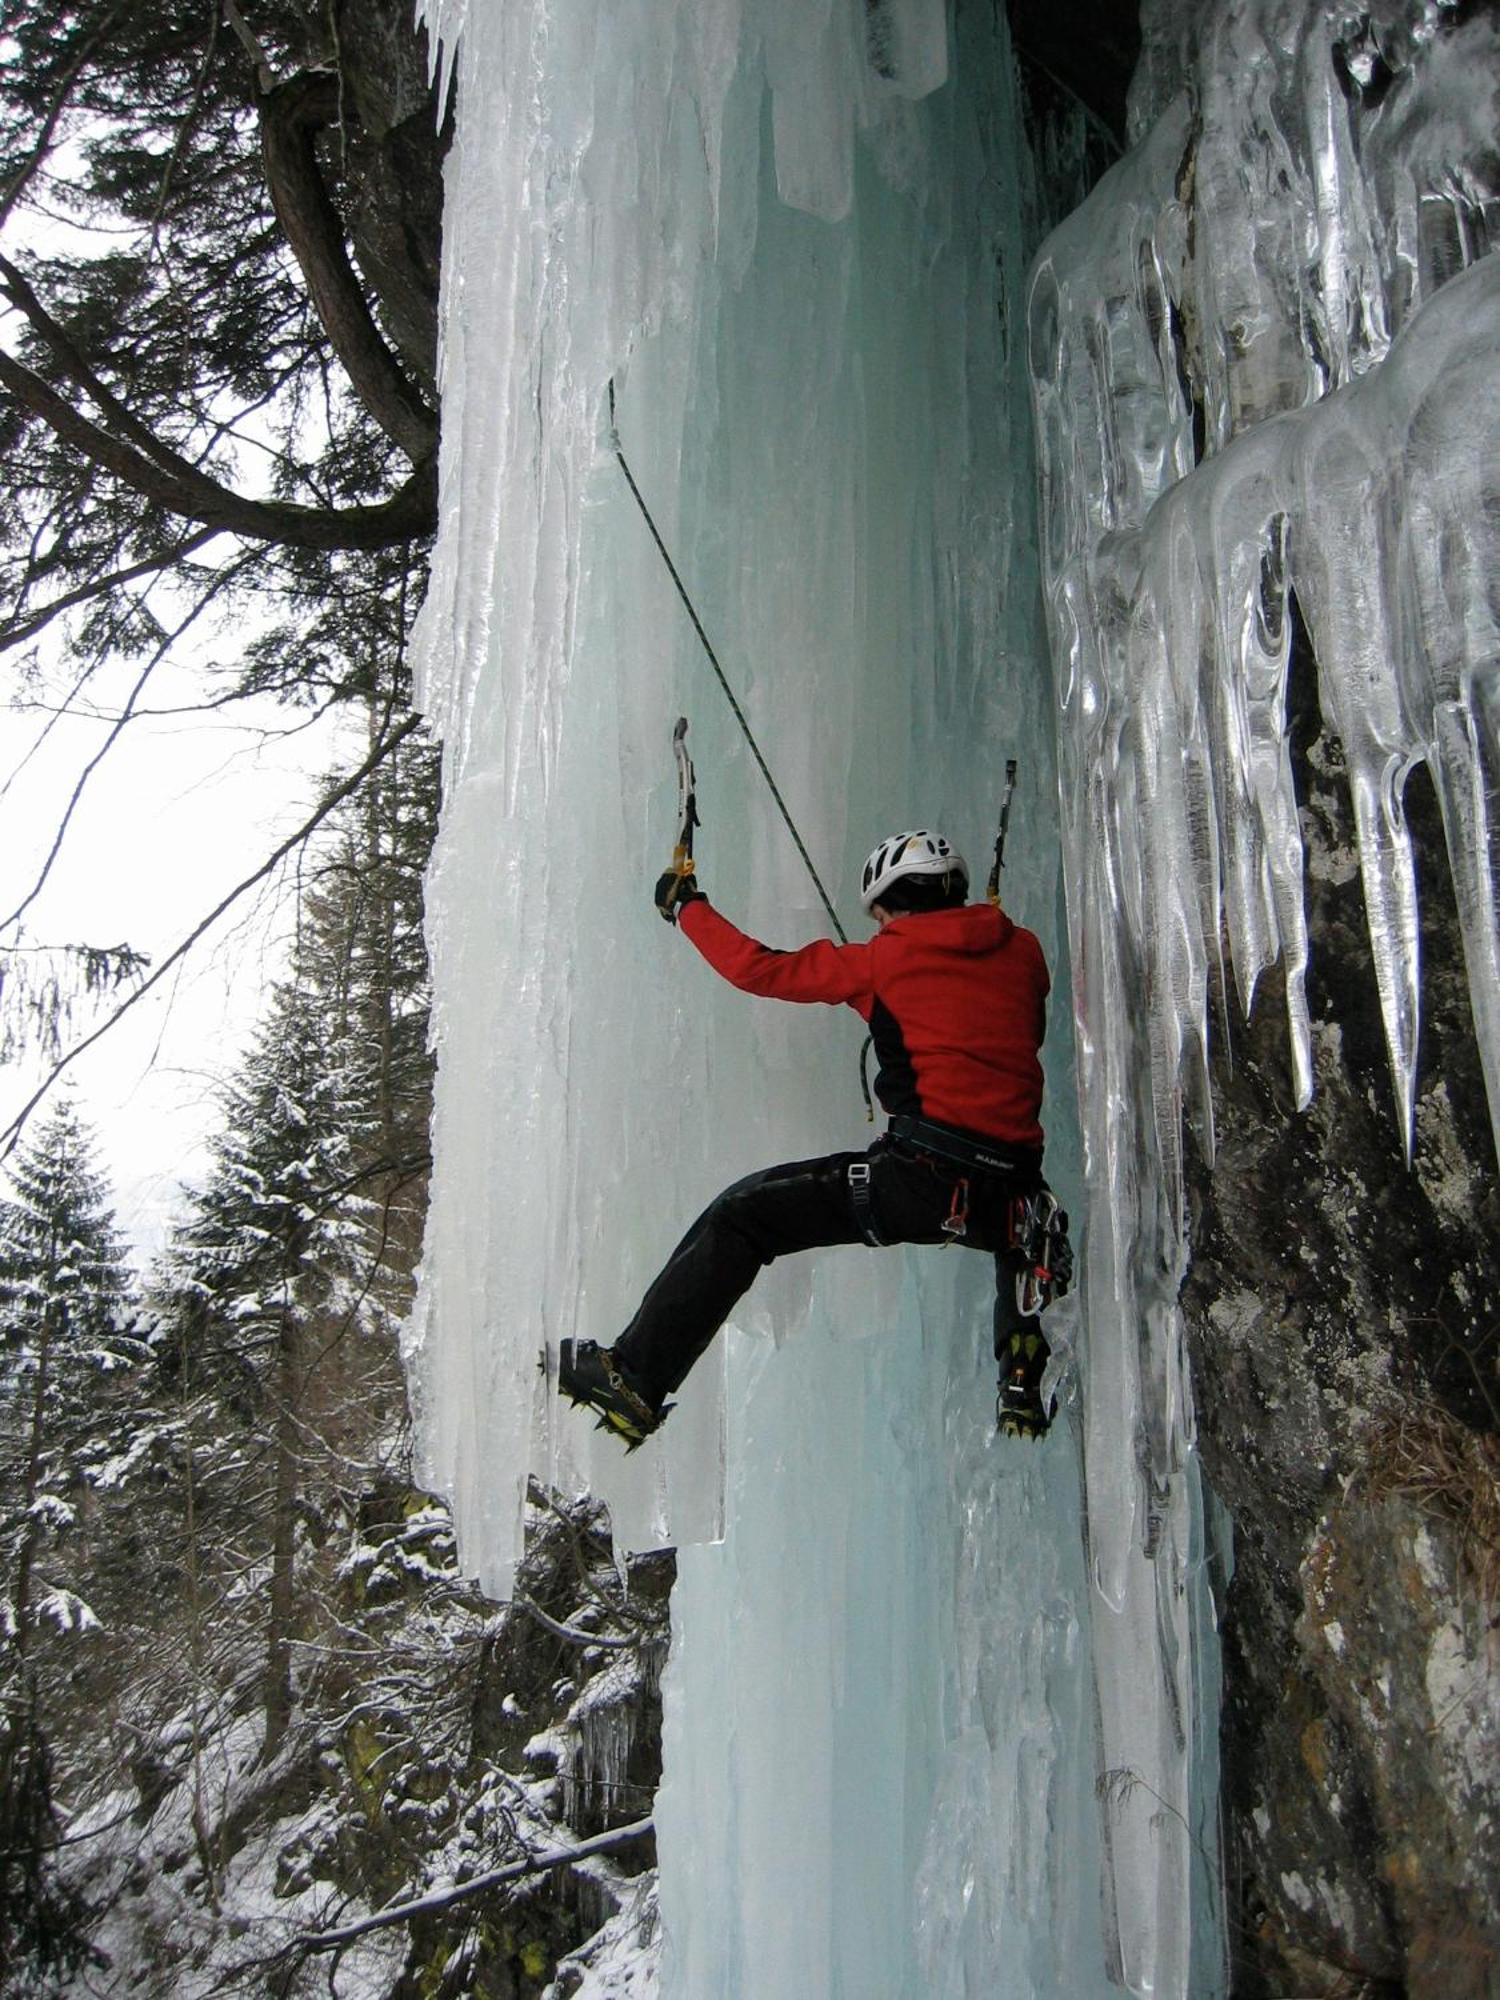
left=675, top=897, right=1049, bottom=1148
left=678, top=898, right=875, bottom=1016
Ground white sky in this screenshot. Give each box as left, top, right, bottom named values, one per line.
left=1, top=651, right=351, bottom=1266
left=0, top=140, right=383, bottom=1271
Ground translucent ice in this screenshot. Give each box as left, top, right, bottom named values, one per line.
left=405, top=1, right=1232, bottom=1995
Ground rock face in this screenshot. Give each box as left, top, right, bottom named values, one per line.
left=1015, top=0, right=1500, bottom=1981
left=1183, top=629, right=1500, bottom=1995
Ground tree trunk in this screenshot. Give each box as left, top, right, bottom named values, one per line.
left=12, top=1263, right=62, bottom=1664
left=262, top=1295, right=301, bottom=1759
left=258, top=72, right=438, bottom=465
left=0, top=342, right=437, bottom=552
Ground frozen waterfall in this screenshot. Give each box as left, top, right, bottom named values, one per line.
left=397, top=0, right=1500, bottom=1991
left=405, top=0, right=1222, bottom=1993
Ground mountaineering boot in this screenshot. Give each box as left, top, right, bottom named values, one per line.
left=996, top=1327, right=1054, bottom=1441
left=557, top=1339, right=667, bottom=1451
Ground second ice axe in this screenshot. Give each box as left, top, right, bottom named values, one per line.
left=657, top=715, right=700, bottom=922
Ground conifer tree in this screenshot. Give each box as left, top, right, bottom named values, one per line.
left=163, top=978, right=366, bottom=1753
left=0, top=1094, right=133, bottom=1991
left=0, top=1091, right=137, bottom=1659
left=0, top=0, right=442, bottom=1089
left=296, top=712, right=438, bottom=1322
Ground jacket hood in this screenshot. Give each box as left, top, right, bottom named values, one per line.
left=882, top=901, right=1014, bottom=955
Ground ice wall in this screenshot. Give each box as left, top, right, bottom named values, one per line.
left=1027, top=0, right=1499, bottom=1986
left=408, top=3, right=1222, bottom=1994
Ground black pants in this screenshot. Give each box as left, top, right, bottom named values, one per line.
left=613, top=1137, right=1044, bottom=1407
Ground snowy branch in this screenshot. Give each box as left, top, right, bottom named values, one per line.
left=285, top=1817, right=654, bottom=1956
left=513, top=1593, right=632, bottom=1650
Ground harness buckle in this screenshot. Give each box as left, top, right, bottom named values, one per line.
left=846, top=1160, right=885, bottom=1246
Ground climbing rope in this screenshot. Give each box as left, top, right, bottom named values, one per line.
left=607, top=380, right=849, bottom=945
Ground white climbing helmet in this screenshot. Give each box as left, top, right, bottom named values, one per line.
left=859, top=829, right=968, bottom=912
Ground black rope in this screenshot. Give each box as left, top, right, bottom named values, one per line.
left=607, top=380, right=848, bottom=946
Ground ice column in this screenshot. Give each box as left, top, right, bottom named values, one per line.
left=1029, top=3, right=1499, bottom=1987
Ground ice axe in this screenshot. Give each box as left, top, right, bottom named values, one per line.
left=656, top=716, right=700, bottom=923
left=986, top=759, right=1019, bottom=905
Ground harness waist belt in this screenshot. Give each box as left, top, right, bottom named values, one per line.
left=888, top=1115, right=1042, bottom=1180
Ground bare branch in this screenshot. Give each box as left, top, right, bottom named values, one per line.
left=2, top=546, right=264, bottom=932
left=221, top=0, right=279, bottom=94
left=287, top=1818, right=655, bottom=1957
left=1, top=709, right=426, bottom=1157
left=513, top=1595, right=632, bottom=1651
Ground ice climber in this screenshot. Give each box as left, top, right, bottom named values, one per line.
left=557, top=829, right=1070, bottom=1450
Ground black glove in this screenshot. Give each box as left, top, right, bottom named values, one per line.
left=655, top=869, right=705, bottom=925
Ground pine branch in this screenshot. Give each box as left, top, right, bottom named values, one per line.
left=0, top=250, right=254, bottom=492
left=0, top=527, right=221, bottom=655
left=0, top=340, right=437, bottom=551
left=0, top=4, right=132, bottom=229
left=146, top=2, right=221, bottom=261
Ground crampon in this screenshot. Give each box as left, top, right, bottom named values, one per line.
left=996, top=1327, right=1055, bottom=1441
left=556, top=1339, right=669, bottom=1451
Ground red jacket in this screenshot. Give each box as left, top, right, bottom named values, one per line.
left=679, top=898, right=1049, bottom=1148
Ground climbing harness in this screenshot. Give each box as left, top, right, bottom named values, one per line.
left=889, top=1111, right=1072, bottom=1309
left=888, top=1113, right=1041, bottom=1181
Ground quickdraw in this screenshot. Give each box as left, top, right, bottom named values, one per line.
left=1008, top=1188, right=1074, bottom=1318
left=941, top=1176, right=970, bottom=1242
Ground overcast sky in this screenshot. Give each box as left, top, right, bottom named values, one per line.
left=2, top=649, right=350, bottom=1265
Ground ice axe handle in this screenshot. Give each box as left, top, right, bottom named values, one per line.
left=987, top=759, right=1018, bottom=905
